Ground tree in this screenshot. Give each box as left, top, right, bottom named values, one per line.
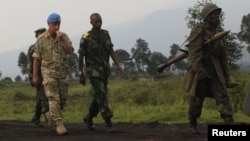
left=168, top=44, right=188, bottom=73
left=238, top=13, right=250, bottom=53
left=185, top=0, right=243, bottom=70
left=147, top=51, right=168, bottom=75
left=18, top=52, right=27, bottom=76
left=226, top=33, right=244, bottom=70
left=15, top=75, right=22, bottom=82
left=131, top=39, right=151, bottom=73
left=114, top=49, right=135, bottom=78
left=115, top=49, right=131, bottom=68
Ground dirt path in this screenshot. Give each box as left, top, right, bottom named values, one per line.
left=0, top=120, right=211, bottom=141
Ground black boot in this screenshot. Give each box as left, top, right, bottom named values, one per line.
left=83, top=114, right=95, bottom=131
left=31, top=116, right=43, bottom=127
left=189, top=118, right=200, bottom=134
left=221, top=114, right=234, bottom=123
left=105, top=118, right=115, bottom=133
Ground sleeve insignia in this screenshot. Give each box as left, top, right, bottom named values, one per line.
left=83, top=32, right=89, bottom=39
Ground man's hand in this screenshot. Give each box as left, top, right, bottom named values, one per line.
left=56, top=31, right=65, bottom=41
left=116, top=66, right=123, bottom=74
left=32, top=75, right=40, bottom=87
left=79, top=75, right=86, bottom=86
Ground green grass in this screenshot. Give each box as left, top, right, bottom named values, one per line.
left=0, top=71, right=250, bottom=124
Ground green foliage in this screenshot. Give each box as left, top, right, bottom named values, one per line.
left=131, top=38, right=151, bottom=73
left=2, top=77, right=13, bottom=82
left=18, top=52, right=27, bottom=76
left=0, top=72, right=249, bottom=123
left=67, top=53, right=78, bottom=80
left=238, top=13, right=250, bottom=53
left=15, top=75, right=22, bottom=82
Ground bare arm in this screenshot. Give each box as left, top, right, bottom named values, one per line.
left=32, top=58, right=41, bottom=86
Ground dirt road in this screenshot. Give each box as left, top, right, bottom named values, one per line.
left=0, top=120, right=211, bottom=141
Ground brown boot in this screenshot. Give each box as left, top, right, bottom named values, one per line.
left=44, top=112, right=55, bottom=131
left=55, top=119, right=68, bottom=135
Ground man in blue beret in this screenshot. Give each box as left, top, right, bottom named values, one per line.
left=32, top=12, right=74, bottom=135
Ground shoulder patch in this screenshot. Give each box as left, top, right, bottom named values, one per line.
left=82, top=32, right=89, bottom=39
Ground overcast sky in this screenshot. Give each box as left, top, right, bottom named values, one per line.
left=1, top=0, right=249, bottom=53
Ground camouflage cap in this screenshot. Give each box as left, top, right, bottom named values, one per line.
left=34, top=28, right=46, bottom=33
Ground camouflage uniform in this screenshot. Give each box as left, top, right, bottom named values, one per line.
left=78, top=29, right=114, bottom=121
left=33, top=30, right=73, bottom=123
left=182, top=3, right=234, bottom=134
left=27, top=29, right=49, bottom=126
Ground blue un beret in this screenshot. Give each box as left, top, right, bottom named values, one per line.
left=47, top=13, right=61, bottom=23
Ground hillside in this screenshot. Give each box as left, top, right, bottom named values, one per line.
left=0, top=8, right=250, bottom=80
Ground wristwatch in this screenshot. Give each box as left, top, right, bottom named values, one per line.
left=78, top=71, right=83, bottom=76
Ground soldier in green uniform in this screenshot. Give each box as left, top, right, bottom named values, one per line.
left=32, top=13, right=74, bottom=135
left=78, top=13, right=122, bottom=133
left=27, top=27, right=48, bottom=127
left=182, top=3, right=234, bottom=134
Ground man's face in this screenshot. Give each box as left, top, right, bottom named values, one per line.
left=208, top=10, right=221, bottom=26
left=91, top=16, right=102, bottom=30
left=48, top=22, right=60, bottom=36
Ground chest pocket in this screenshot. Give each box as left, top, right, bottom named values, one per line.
left=42, top=45, right=53, bottom=61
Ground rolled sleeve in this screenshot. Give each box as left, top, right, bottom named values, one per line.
left=32, top=52, right=40, bottom=60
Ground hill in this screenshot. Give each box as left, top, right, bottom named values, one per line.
left=0, top=8, right=250, bottom=80
left=0, top=9, right=188, bottom=80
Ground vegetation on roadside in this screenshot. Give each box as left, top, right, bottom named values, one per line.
left=0, top=71, right=249, bottom=124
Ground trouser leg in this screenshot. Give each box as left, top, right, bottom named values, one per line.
left=90, top=78, right=113, bottom=121
left=43, top=78, right=68, bottom=135
left=212, top=77, right=234, bottom=123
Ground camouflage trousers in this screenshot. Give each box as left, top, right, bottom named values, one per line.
left=43, top=77, right=68, bottom=121
left=188, top=77, right=233, bottom=120
left=88, top=77, right=113, bottom=120
left=33, top=85, right=49, bottom=118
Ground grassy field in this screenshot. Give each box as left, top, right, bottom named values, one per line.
left=0, top=71, right=250, bottom=124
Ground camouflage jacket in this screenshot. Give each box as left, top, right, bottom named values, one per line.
left=33, top=31, right=73, bottom=79
left=27, top=43, right=42, bottom=86
left=78, top=29, right=113, bottom=79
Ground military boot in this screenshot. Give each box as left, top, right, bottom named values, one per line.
left=31, top=116, right=43, bottom=127
left=55, top=119, right=68, bottom=135
left=222, top=114, right=234, bottom=123
left=189, top=118, right=200, bottom=134
left=105, top=118, right=115, bottom=133
left=44, top=112, right=55, bottom=131
left=83, top=114, right=95, bottom=131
